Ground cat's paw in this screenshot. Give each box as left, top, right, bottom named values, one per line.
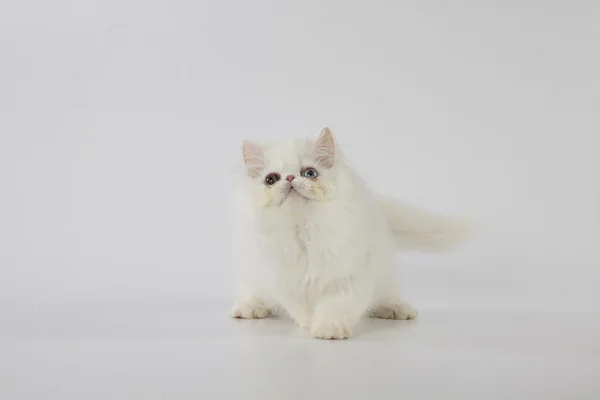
left=310, top=318, right=352, bottom=340
left=230, top=300, right=271, bottom=319
left=369, top=301, right=418, bottom=320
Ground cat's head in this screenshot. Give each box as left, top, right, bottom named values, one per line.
left=241, top=127, right=339, bottom=207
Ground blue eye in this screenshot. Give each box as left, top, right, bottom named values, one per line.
left=301, top=167, right=318, bottom=179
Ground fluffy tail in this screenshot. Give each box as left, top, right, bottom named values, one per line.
left=380, top=199, right=474, bottom=253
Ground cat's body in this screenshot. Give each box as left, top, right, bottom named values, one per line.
left=231, top=128, right=470, bottom=339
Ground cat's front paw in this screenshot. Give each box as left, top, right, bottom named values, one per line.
left=369, top=301, right=418, bottom=320
left=230, top=300, right=271, bottom=319
left=310, top=318, right=352, bottom=340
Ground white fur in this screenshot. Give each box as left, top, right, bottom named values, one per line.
left=230, top=128, right=470, bottom=339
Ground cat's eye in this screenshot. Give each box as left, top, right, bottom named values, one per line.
left=301, top=167, right=319, bottom=179
left=264, top=173, right=281, bottom=186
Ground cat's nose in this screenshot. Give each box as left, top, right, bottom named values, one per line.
left=286, top=175, right=295, bottom=182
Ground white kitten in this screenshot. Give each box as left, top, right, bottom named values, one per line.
left=230, top=128, right=471, bottom=339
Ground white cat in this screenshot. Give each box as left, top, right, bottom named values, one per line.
left=230, top=128, right=471, bottom=339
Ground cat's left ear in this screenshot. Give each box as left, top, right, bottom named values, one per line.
left=314, top=127, right=335, bottom=168
left=242, top=140, right=264, bottom=178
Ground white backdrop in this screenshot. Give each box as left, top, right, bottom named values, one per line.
left=2, top=1, right=599, bottom=319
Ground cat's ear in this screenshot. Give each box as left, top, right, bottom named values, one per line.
left=314, top=127, right=335, bottom=168
left=242, top=140, right=264, bottom=178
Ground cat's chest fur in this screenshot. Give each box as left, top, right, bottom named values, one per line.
left=256, top=203, right=360, bottom=274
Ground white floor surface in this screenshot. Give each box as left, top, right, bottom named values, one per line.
left=2, top=300, right=599, bottom=400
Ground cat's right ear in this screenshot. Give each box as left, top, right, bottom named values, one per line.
left=242, top=140, right=264, bottom=178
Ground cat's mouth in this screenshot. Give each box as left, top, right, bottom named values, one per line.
left=281, top=181, right=314, bottom=202
left=284, top=183, right=303, bottom=199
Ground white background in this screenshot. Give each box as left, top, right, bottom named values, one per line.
left=1, top=1, right=599, bottom=399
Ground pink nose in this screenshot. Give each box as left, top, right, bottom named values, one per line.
left=286, top=175, right=295, bottom=182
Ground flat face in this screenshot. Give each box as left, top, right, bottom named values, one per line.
left=250, top=139, right=336, bottom=207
